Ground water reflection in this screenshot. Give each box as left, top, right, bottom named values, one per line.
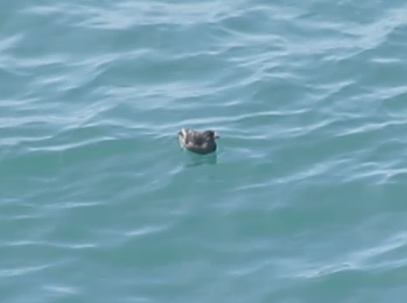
left=184, top=151, right=217, bottom=167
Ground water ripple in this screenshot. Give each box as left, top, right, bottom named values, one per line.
left=2, top=0, right=407, bottom=302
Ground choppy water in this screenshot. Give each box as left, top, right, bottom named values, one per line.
left=1, top=0, right=407, bottom=302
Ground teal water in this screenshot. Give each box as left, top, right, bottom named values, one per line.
left=1, top=0, right=407, bottom=302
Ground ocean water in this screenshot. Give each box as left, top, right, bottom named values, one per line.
left=1, top=0, right=407, bottom=302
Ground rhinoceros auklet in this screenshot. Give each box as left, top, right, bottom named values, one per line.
left=178, top=128, right=220, bottom=154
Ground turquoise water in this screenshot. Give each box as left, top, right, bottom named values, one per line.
left=1, top=0, right=407, bottom=302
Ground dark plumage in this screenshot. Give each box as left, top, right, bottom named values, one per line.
left=178, top=128, right=220, bottom=154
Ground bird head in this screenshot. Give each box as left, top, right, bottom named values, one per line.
left=204, top=130, right=220, bottom=140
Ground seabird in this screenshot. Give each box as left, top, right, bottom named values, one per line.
left=178, top=128, right=220, bottom=155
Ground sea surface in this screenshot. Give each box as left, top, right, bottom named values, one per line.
left=1, top=0, right=407, bottom=302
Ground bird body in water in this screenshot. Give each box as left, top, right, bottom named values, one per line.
left=178, top=128, right=220, bottom=155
